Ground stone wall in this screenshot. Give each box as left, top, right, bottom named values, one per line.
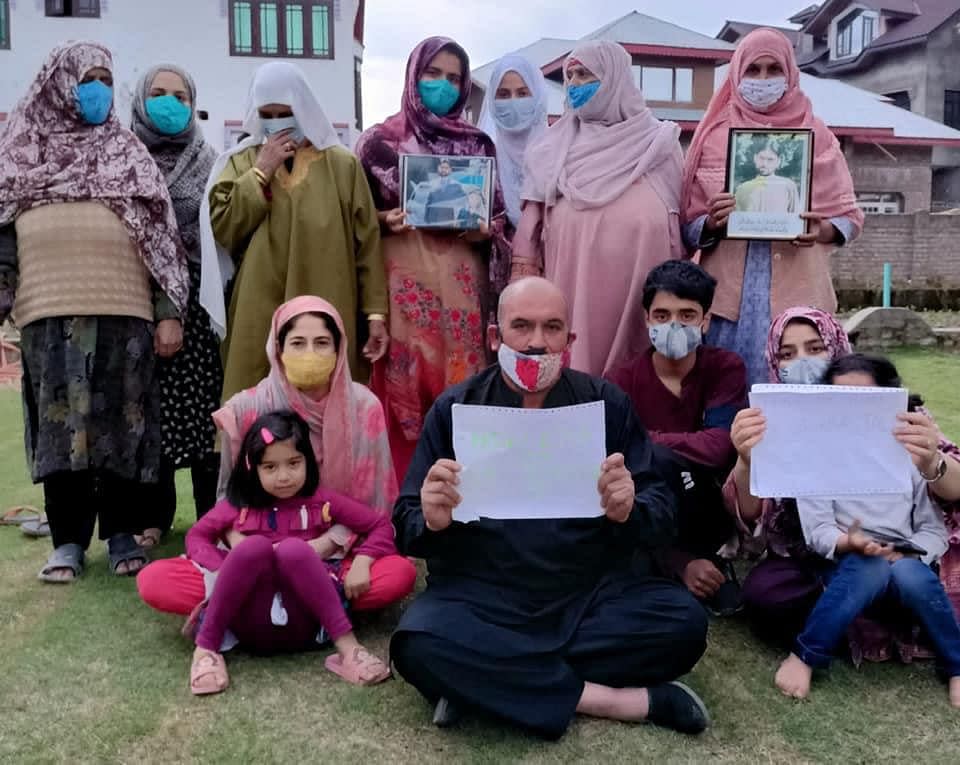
left=844, top=307, right=960, bottom=353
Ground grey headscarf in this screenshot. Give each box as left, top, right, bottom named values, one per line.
left=132, top=64, right=216, bottom=262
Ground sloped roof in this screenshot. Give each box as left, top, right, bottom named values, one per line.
left=584, top=11, right=735, bottom=50
left=717, top=20, right=801, bottom=44
left=867, top=0, right=960, bottom=49
left=471, top=38, right=575, bottom=90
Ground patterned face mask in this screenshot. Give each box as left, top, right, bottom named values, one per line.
left=779, top=355, right=829, bottom=385
left=738, top=77, right=787, bottom=110
left=497, top=343, right=568, bottom=393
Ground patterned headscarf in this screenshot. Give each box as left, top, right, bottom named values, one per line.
left=354, top=36, right=513, bottom=294
left=765, top=305, right=852, bottom=382
left=0, top=42, right=189, bottom=312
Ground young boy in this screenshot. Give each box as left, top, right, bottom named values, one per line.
left=606, top=260, right=747, bottom=615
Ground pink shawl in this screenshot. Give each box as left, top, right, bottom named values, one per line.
left=522, top=40, right=683, bottom=212
left=682, top=28, right=862, bottom=228
left=0, top=42, right=189, bottom=312
left=213, top=296, right=397, bottom=512
left=764, top=305, right=852, bottom=382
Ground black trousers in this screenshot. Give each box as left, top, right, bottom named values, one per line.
left=43, top=470, right=142, bottom=550
left=391, top=579, right=708, bottom=740
left=141, top=454, right=219, bottom=532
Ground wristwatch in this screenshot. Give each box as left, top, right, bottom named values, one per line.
left=921, top=454, right=947, bottom=483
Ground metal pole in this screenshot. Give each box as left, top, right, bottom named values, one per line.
left=882, top=262, right=892, bottom=308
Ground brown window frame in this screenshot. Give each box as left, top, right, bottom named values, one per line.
left=45, top=0, right=101, bottom=17
left=0, top=0, right=10, bottom=50
left=229, top=0, right=334, bottom=60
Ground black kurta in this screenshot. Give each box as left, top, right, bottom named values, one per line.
left=391, top=366, right=708, bottom=738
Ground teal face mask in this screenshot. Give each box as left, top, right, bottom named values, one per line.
left=568, top=81, right=600, bottom=110
left=145, top=94, right=192, bottom=136
left=418, top=79, right=460, bottom=116
left=73, top=80, right=113, bottom=125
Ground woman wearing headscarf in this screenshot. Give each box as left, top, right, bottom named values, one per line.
left=137, top=296, right=414, bottom=619
left=131, top=64, right=221, bottom=546
left=355, top=36, right=513, bottom=482
left=725, top=306, right=960, bottom=662
left=201, top=62, right=387, bottom=400
left=0, top=42, right=189, bottom=582
left=477, top=54, right=548, bottom=229
left=512, top=40, right=684, bottom=378
left=681, top=28, right=864, bottom=387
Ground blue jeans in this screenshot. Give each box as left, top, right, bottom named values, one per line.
left=795, top=554, right=960, bottom=676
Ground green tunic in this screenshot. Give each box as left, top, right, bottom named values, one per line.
left=210, top=144, right=386, bottom=399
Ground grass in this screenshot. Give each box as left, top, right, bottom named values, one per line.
left=0, top=347, right=958, bottom=763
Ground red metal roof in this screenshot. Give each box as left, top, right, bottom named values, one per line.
left=542, top=43, right=733, bottom=76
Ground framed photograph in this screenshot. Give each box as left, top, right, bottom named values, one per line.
left=724, top=128, right=814, bottom=240
left=400, top=154, right=495, bottom=231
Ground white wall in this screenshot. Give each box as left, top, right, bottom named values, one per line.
left=0, top=0, right=361, bottom=148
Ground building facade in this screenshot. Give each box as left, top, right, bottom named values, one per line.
left=0, top=0, right=366, bottom=148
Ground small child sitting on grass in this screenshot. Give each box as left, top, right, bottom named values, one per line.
left=186, top=410, right=394, bottom=696
left=775, top=354, right=960, bottom=708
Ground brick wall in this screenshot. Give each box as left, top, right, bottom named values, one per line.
left=832, top=212, right=960, bottom=306
left=845, top=142, right=932, bottom=213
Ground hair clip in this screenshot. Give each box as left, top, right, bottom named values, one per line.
left=260, top=427, right=275, bottom=445
left=244, top=455, right=251, bottom=470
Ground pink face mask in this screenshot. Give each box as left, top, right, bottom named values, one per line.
left=497, top=343, right=569, bottom=393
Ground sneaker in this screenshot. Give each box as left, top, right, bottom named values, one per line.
left=432, top=696, right=462, bottom=728
left=646, top=681, right=710, bottom=734
left=703, top=560, right=743, bottom=617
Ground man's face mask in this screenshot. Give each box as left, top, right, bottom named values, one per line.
left=497, top=342, right=568, bottom=393
left=738, top=77, right=788, bottom=110
left=648, top=321, right=702, bottom=361
left=779, top=355, right=829, bottom=385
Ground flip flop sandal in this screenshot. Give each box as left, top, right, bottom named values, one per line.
left=324, top=647, right=392, bottom=686
left=37, top=543, right=85, bottom=583
left=190, top=650, right=229, bottom=696
left=21, top=518, right=51, bottom=538
left=1, top=505, right=42, bottom=526
left=107, top=533, right=149, bottom=577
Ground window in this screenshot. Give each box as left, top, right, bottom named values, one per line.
left=885, top=91, right=911, bottom=111
left=354, top=56, right=363, bottom=130
left=230, top=1, right=333, bottom=58
left=45, top=0, right=100, bottom=17
left=856, top=192, right=904, bottom=215
left=836, top=11, right=876, bottom=58
left=945, top=90, right=960, bottom=130
left=632, top=66, right=694, bottom=103
left=0, top=0, right=9, bottom=50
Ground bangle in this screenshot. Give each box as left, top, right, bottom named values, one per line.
left=252, top=167, right=268, bottom=186
left=920, top=454, right=947, bottom=483
left=367, top=313, right=386, bottom=323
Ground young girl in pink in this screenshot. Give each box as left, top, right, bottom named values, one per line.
left=188, top=410, right=394, bottom=695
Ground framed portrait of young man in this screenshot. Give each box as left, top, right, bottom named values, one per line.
left=399, top=154, right=495, bottom=231
left=724, top=128, right=814, bottom=241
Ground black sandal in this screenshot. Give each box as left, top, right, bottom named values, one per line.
left=106, top=534, right=148, bottom=577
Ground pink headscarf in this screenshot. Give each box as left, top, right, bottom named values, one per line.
left=0, top=42, right=189, bottom=312
left=682, top=28, right=863, bottom=228
left=522, top=40, right=683, bottom=211
left=765, top=305, right=852, bottom=383
left=213, top=296, right=397, bottom=512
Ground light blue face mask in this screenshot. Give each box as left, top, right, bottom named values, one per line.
left=493, top=96, right=538, bottom=130
left=145, top=94, right=192, bottom=136
left=418, top=78, right=460, bottom=116
left=779, top=355, right=830, bottom=385
left=648, top=321, right=703, bottom=361
left=568, top=81, right=600, bottom=110
left=73, top=80, right=113, bottom=125
left=262, top=115, right=304, bottom=145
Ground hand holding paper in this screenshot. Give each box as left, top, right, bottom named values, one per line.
left=420, top=459, right=462, bottom=532
left=598, top=453, right=634, bottom=523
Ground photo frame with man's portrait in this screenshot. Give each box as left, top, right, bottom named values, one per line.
left=399, top=154, right=495, bottom=231
left=724, top=128, right=814, bottom=241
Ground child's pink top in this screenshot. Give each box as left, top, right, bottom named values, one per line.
left=186, top=487, right=397, bottom=572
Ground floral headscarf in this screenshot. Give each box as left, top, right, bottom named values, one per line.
left=765, top=305, right=852, bottom=382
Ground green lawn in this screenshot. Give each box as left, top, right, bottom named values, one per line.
left=1, top=348, right=958, bottom=763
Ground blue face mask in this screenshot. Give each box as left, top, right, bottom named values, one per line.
left=73, top=80, right=113, bottom=125
left=418, top=79, right=460, bottom=117
left=262, top=115, right=304, bottom=145
left=779, top=356, right=830, bottom=385
left=145, top=94, right=192, bottom=136
left=493, top=96, right=538, bottom=130
left=568, top=81, right=601, bottom=110
left=648, top=321, right=702, bottom=361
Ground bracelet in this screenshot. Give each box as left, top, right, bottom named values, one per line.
left=367, top=313, right=386, bottom=323
left=920, top=454, right=947, bottom=483
left=252, top=167, right=268, bottom=186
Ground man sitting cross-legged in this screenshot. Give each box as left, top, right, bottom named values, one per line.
left=390, top=277, right=710, bottom=740
left=606, top=260, right=747, bottom=616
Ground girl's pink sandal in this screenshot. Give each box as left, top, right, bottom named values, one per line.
left=324, top=647, right=392, bottom=686
left=190, top=650, right=229, bottom=696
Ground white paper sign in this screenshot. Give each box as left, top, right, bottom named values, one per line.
left=451, top=402, right=606, bottom=522
left=749, top=384, right=912, bottom=498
